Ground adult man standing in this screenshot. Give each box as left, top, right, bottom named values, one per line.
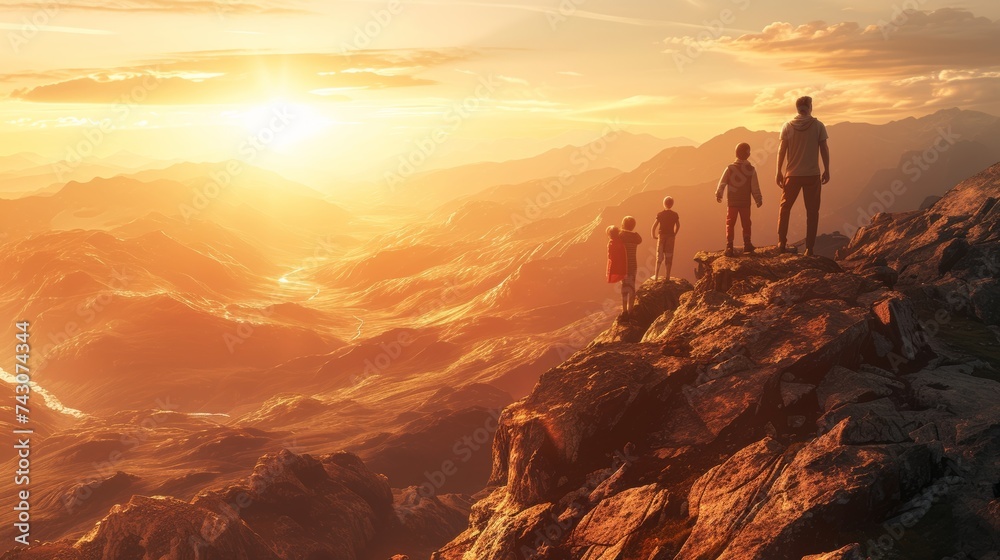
left=775, top=96, right=830, bottom=256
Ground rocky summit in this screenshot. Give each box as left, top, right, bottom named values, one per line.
left=433, top=164, right=1000, bottom=560
left=7, top=164, right=1000, bottom=560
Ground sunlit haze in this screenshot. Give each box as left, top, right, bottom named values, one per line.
left=3, top=0, right=1000, bottom=188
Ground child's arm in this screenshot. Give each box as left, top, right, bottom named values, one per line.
left=751, top=169, right=763, bottom=207
left=715, top=167, right=728, bottom=202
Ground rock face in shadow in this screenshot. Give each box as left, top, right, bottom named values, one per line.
left=433, top=243, right=1000, bottom=559
left=4, top=450, right=472, bottom=560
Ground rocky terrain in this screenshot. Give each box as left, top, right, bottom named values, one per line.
left=3, top=139, right=999, bottom=559
left=433, top=164, right=1000, bottom=559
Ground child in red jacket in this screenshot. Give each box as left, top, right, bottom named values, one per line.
left=606, top=225, right=626, bottom=284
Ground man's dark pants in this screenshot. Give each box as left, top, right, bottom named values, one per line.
left=777, top=175, right=821, bottom=250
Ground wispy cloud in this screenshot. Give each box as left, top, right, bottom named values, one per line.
left=0, top=0, right=309, bottom=14
left=342, top=0, right=755, bottom=31
left=0, top=22, right=114, bottom=35
left=4, top=50, right=471, bottom=104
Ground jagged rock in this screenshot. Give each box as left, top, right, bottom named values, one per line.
left=760, top=269, right=867, bottom=305
left=713, top=419, right=937, bottom=559
left=907, top=366, right=1000, bottom=444
left=840, top=162, right=1000, bottom=325
left=678, top=437, right=786, bottom=559
left=969, top=278, right=1000, bottom=325
left=489, top=345, right=668, bottom=507
left=870, top=292, right=927, bottom=364
left=802, top=543, right=864, bottom=560
left=592, top=278, right=692, bottom=344
left=84, top=495, right=280, bottom=560
left=392, top=488, right=474, bottom=556
left=682, top=365, right=780, bottom=437
left=567, top=483, right=670, bottom=555
left=814, top=365, right=904, bottom=412
left=861, top=265, right=899, bottom=289
left=437, top=164, right=1000, bottom=560
left=780, top=381, right=816, bottom=408
left=693, top=250, right=842, bottom=296
left=190, top=450, right=395, bottom=560
left=6, top=450, right=395, bottom=560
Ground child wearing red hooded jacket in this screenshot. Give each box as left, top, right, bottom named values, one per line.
left=606, top=225, right=626, bottom=284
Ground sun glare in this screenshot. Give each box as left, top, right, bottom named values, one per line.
left=237, top=99, right=335, bottom=154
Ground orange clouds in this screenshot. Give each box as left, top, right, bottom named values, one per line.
left=697, top=8, right=1000, bottom=78
left=662, top=8, right=1000, bottom=119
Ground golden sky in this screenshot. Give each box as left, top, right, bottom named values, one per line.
left=1, top=0, right=999, bottom=182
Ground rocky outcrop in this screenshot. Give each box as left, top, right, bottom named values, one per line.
left=839, top=162, right=1000, bottom=326
left=591, top=278, right=693, bottom=344
left=4, top=450, right=471, bottom=560
left=434, top=242, right=1000, bottom=559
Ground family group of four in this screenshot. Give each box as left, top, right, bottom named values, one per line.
left=606, top=96, right=832, bottom=314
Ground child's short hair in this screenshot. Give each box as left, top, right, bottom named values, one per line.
left=622, top=216, right=636, bottom=231
left=606, top=225, right=620, bottom=239
left=735, top=143, right=751, bottom=160
left=663, top=196, right=674, bottom=209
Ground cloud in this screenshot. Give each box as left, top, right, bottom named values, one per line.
left=751, top=70, right=1000, bottom=119
left=0, top=22, right=114, bottom=35
left=682, top=8, right=1000, bottom=78
left=662, top=8, right=1000, bottom=119
left=0, top=0, right=309, bottom=15
left=4, top=50, right=469, bottom=104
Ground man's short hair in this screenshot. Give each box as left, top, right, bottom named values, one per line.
left=663, top=196, right=674, bottom=209
left=622, top=216, right=637, bottom=231
left=796, top=96, right=813, bottom=114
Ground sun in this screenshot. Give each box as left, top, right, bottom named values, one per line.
left=237, top=99, right=335, bottom=154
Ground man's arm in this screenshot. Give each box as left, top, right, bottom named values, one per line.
left=674, top=217, right=680, bottom=236
left=820, top=140, right=830, bottom=184
left=651, top=220, right=659, bottom=239
left=776, top=139, right=788, bottom=187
